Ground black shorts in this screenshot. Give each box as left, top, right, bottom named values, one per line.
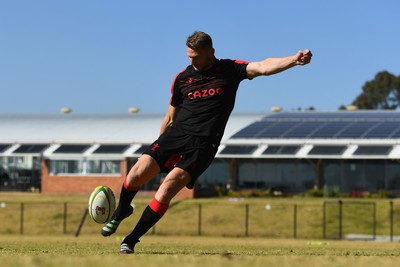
left=143, top=126, right=219, bottom=189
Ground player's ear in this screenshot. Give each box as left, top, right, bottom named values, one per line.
left=209, top=48, right=215, bottom=56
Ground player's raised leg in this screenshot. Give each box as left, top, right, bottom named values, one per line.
left=101, top=155, right=160, bottom=237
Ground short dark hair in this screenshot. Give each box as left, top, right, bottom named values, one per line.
left=186, top=31, right=213, bottom=50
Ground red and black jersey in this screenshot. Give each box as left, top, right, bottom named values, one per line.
left=169, top=59, right=249, bottom=141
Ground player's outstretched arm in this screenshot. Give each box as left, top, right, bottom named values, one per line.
left=246, top=49, right=312, bottom=79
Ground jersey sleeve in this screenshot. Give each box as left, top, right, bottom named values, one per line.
left=221, top=59, right=251, bottom=81
left=169, top=71, right=184, bottom=107
left=232, top=59, right=252, bottom=81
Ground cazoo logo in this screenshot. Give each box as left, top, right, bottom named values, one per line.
left=187, top=88, right=223, bottom=100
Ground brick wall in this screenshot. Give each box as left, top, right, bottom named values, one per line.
left=41, top=160, right=126, bottom=195
left=41, top=159, right=195, bottom=199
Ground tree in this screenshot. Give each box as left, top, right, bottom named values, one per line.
left=351, top=71, right=400, bottom=110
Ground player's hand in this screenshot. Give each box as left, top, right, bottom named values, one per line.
left=296, top=50, right=312, bottom=65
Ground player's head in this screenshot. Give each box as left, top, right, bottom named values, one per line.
left=186, top=31, right=215, bottom=72
left=186, top=31, right=213, bottom=50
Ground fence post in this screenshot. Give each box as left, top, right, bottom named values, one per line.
left=63, top=202, right=67, bottom=234
left=372, top=202, right=376, bottom=240
left=390, top=201, right=393, bottom=242
left=293, top=204, right=297, bottom=239
left=323, top=201, right=326, bottom=239
left=338, top=200, right=343, bottom=240
left=20, top=202, right=24, bottom=235
left=75, top=208, right=88, bottom=237
left=198, top=203, right=202, bottom=236
left=245, top=204, right=249, bottom=237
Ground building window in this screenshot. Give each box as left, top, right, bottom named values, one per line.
left=49, top=159, right=120, bottom=175
left=50, top=160, right=82, bottom=174
left=0, top=156, right=42, bottom=191
left=237, top=159, right=314, bottom=192
left=86, top=160, right=120, bottom=174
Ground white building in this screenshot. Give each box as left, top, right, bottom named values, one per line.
left=1, top=111, right=400, bottom=197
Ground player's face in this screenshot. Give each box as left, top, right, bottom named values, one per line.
left=187, top=47, right=215, bottom=72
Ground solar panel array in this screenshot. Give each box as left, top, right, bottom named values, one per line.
left=263, top=145, right=300, bottom=155
left=220, top=145, right=258, bottom=154
left=308, top=145, right=347, bottom=155
left=13, top=144, right=48, bottom=153
left=0, top=144, right=11, bottom=153
left=93, top=144, right=130, bottom=154
left=134, top=145, right=151, bottom=154
left=0, top=143, right=153, bottom=156
left=53, top=144, right=90, bottom=153
left=353, top=145, right=393, bottom=155
left=232, top=112, right=400, bottom=139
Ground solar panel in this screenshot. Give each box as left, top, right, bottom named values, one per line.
left=133, top=145, right=150, bottom=154
left=53, top=144, right=90, bottom=153
left=220, top=145, right=258, bottom=154
left=266, top=112, right=341, bottom=119
left=93, top=144, right=130, bottom=154
left=266, top=111, right=400, bottom=120
left=353, top=145, right=393, bottom=155
left=231, top=112, right=400, bottom=139
left=283, top=122, right=322, bottom=138
left=308, top=145, right=347, bottom=155
left=257, top=122, right=296, bottom=138
left=232, top=121, right=268, bottom=138
left=387, top=124, right=400, bottom=138
left=263, top=145, right=300, bottom=155
left=363, top=122, right=400, bottom=138
left=13, top=144, right=48, bottom=153
left=335, top=122, right=376, bottom=138
left=0, top=144, right=11, bottom=153
left=310, top=121, right=350, bottom=138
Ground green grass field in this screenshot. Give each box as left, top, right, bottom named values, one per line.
left=1, top=235, right=400, bottom=267
left=1, top=193, right=400, bottom=266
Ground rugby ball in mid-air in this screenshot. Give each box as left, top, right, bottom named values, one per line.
left=88, top=185, right=116, bottom=224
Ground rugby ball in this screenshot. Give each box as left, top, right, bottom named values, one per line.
left=88, top=185, right=116, bottom=224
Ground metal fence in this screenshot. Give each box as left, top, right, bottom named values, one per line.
left=323, top=200, right=376, bottom=240
left=0, top=200, right=399, bottom=241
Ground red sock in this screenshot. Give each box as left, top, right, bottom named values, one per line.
left=124, top=178, right=139, bottom=191
left=148, top=198, right=169, bottom=216
left=123, top=198, right=168, bottom=245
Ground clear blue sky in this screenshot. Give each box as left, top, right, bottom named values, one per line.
left=1, top=0, right=399, bottom=114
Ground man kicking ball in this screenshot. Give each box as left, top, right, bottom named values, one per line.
left=101, top=31, right=312, bottom=254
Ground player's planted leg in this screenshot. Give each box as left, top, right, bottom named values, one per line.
left=119, top=167, right=190, bottom=254
left=120, top=198, right=168, bottom=254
